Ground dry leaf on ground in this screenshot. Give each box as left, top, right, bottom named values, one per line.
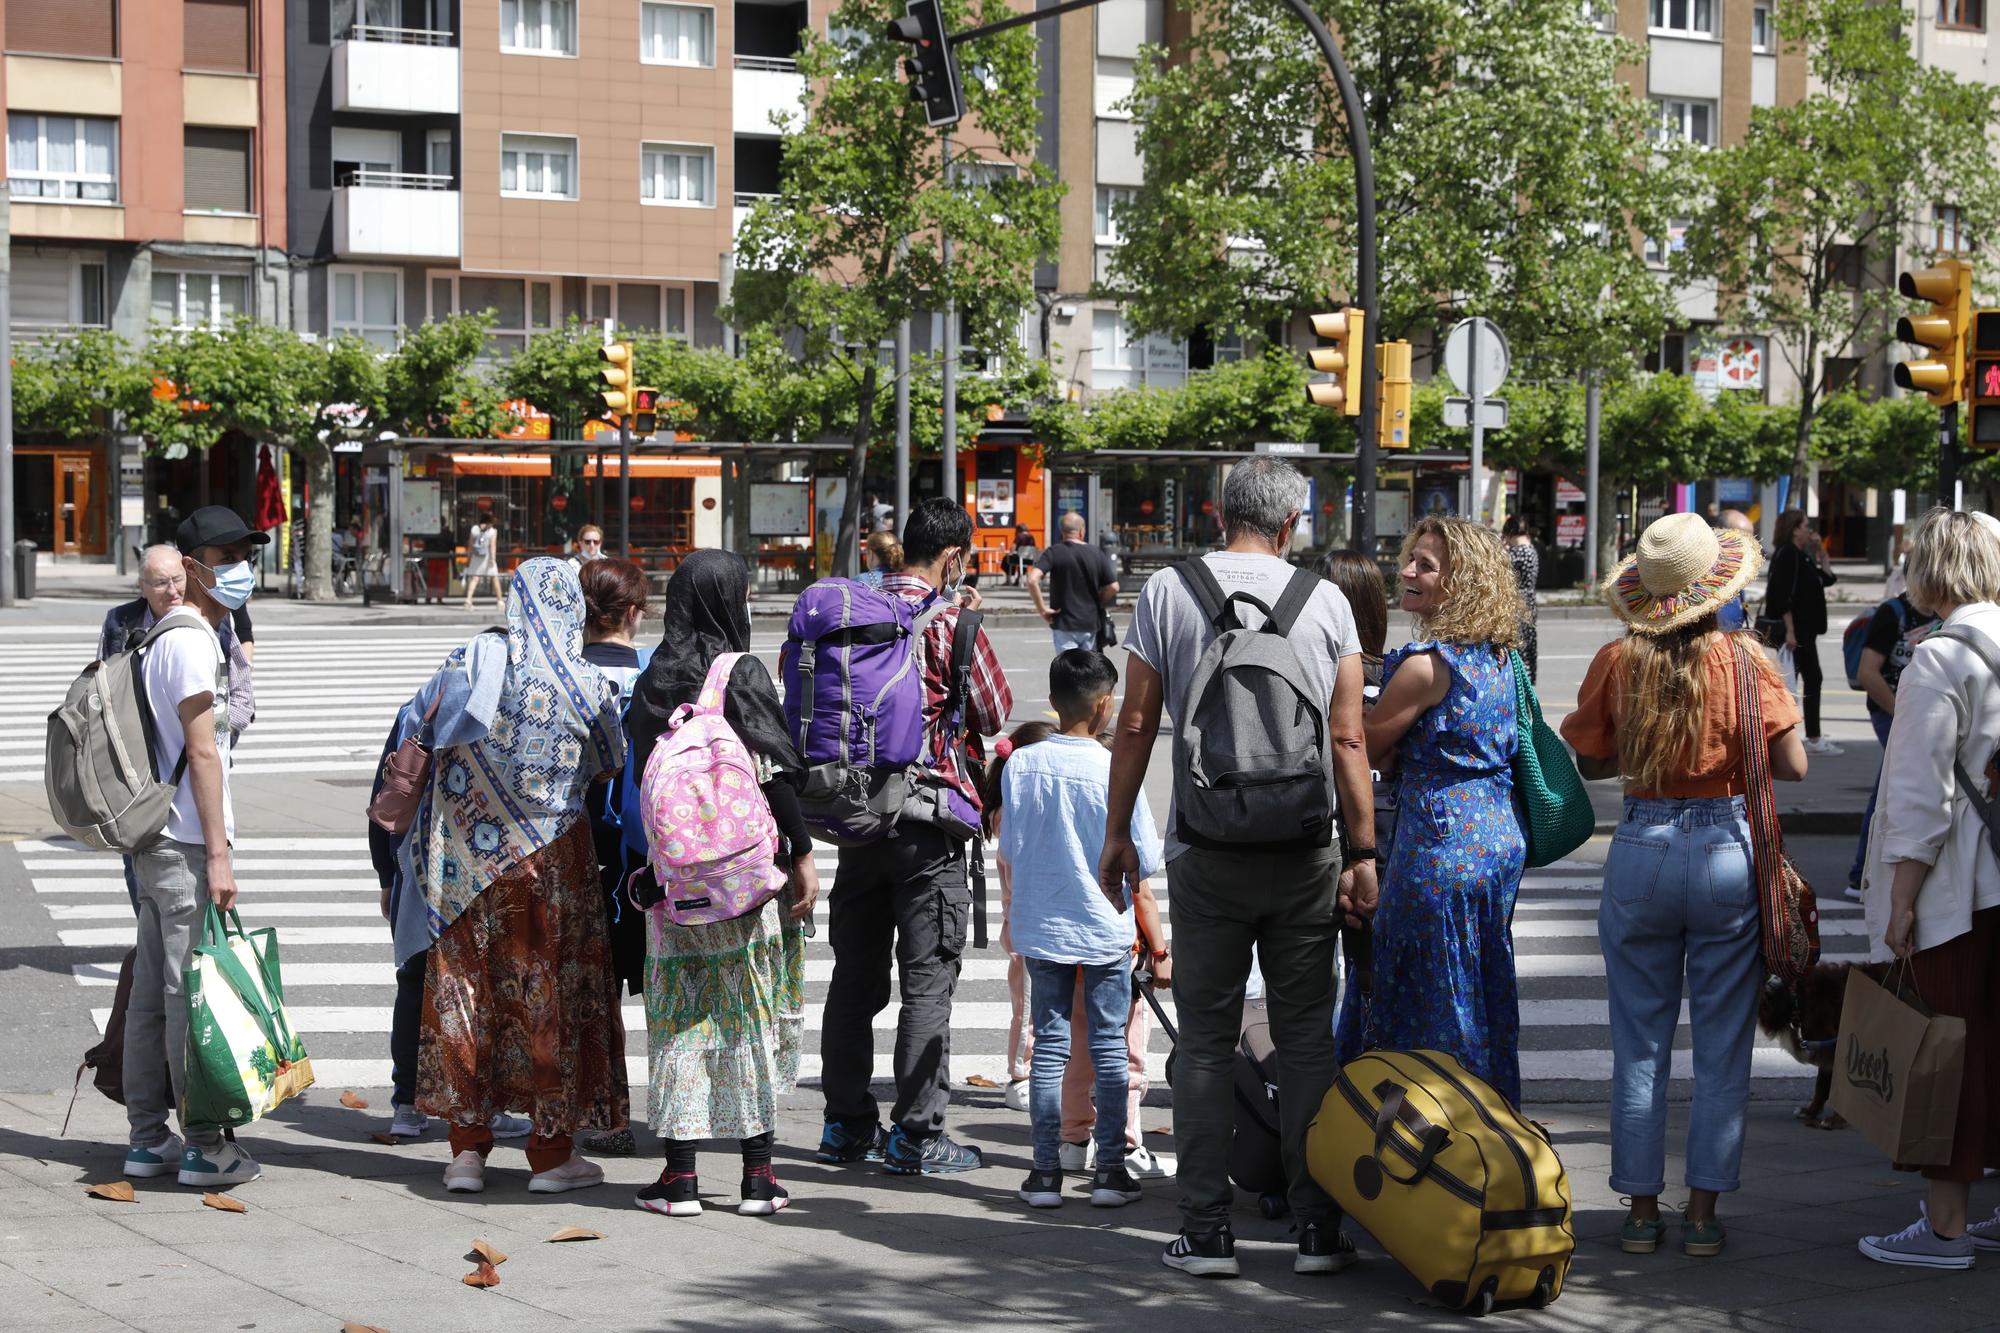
left=469, top=1239, right=508, bottom=1266
left=201, top=1192, right=247, bottom=1214
left=341, top=1324, right=390, bottom=1333
left=462, top=1261, right=501, bottom=1289
left=963, top=1074, right=1000, bottom=1088
left=84, top=1181, right=136, bottom=1202
left=368, top=1132, right=404, bottom=1145
left=339, top=1090, right=370, bottom=1110
left=545, top=1226, right=604, bottom=1243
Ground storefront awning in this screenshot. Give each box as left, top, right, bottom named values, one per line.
left=448, top=453, right=722, bottom=479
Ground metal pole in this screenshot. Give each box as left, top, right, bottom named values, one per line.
left=1584, top=371, right=1601, bottom=586
left=1468, top=319, right=1483, bottom=524
left=1939, top=404, right=1959, bottom=512
left=895, top=315, right=912, bottom=532
left=0, top=210, right=13, bottom=608
left=1276, top=0, right=1376, bottom=557
left=940, top=135, right=957, bottom=523
left=619, top=420, right=633, bottom=559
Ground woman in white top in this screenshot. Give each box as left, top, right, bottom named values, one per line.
left=463, top=515, right=504, bottom=611
left=1857, top=507, right=2000, bottom=1271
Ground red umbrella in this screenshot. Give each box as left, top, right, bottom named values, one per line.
left=254, top=445, right=289, bottom=531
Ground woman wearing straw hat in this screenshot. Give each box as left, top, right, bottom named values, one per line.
left=1561, top=512, right=1806, bottom=1259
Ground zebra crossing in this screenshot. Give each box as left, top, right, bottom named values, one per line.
left=2, top=622, right=1847, bottom=1101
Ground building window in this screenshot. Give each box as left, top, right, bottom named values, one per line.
left=500, top=133, right=577, bottom=199
left=1653, top=98, right=1714, bottom=147
left=81, top=262, right=107, bottom=325
left=331, top=267, right=402, bottom=349
left=7, top=0, right=117, bottom=58
left=11, top=253, right=108, bottom=337
left=1642, top=219, right=1690, bottom=266
left=501, top=0, right=576, bottom=55
left=1940, top=0, right=1985, bottom=29
left=7, top=114, right=118, bottom=203
left=1095, top=56, right=1135, bottom=119
left=185, top=0, right=252, bottom=73
left=1095, top=185, right=1138, bottom=243
left=1645, top=331, right=1689, bottom=375
left=151, top=271, right=250, bottom=331
left=1649, top=0, right=1715, bottom=35
left=1937, top=203, right=1967, bottom=253
left=426, top=129, right=453, bottom=181
left=432, top=273, right=559, bottom=352
left=641, top=143, right=714, bottom=206
left=1824, top=356, right=1862, bottom=393
left=641, top=2, right=714, bottom=65
left=1092, top=309, right=1187, bottom=391
left=1751, top=2, right=1774, bottom=49
left=184, top=127, right=253, bottom=213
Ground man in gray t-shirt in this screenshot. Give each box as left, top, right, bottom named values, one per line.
left=1098, top=456, right=1377, bottom=1276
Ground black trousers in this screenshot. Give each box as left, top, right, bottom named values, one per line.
left=391, top=951, right=426, bottom=1109
left=820, top=824, right=970, bottom=1138
left=1796, top=633, right=1824, bottom=737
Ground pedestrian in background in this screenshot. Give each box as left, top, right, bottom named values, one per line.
left=571, top=524, right=606, bottom=567
left=1563, top=512, right=1804, bottom=1260
left=1857, top=508, right=2000, bottom=1271
left=1501, top=514, right=1540, bottom=682
left=624, top=550, right=818, bottom=1218
left=1846, top=585, right=1942, bottom=900
left=1334, top=515, right=1526, bottom=1104
left=1712, top=510, right=1758, bottom=632
left=415, top=558, right=628, bottom=1196
left=462, top=513, right=504, bottom=611
left=1028, top=511, right=1119, bottom=654
left=857, top=530, right=901, bottom=590
left=1317, top=548, right=1397, bottom=850
left=101, top=543, right=255, bottom=741
left=1766, top=509, right=1842, bottom=756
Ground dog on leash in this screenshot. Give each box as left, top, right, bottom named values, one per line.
left=1757, top=962, right=1888, bottom=1130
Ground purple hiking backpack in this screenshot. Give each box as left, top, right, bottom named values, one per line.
left=779, top=578, right=942, bottom=844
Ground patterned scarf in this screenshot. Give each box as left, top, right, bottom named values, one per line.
left=416, top=557, right=622, bottom=940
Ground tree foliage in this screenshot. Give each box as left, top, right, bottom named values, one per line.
left=12, top=329, right=153, bottom=439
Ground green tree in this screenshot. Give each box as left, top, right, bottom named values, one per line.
left=1679, top=0, right=2000, bottom=500
left=12, top=329, right=152, bottom=439
left=1106, top=0, right=1679, bottom=378
left=382, top=312, right=507, bottom=439
left=730, top=0, right=1063, bottom=573
left=498, top=320, right=609, bottom=438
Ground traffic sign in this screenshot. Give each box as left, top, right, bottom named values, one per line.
left=1442, top=317, right=1510, bottom=397
left=1443, top=396, right=1509, bottom=431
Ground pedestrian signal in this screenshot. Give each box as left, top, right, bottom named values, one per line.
left=1892, top=261, right=1971, bottom=407
left=1307, top=308, right=1365, bottom=416
left=632, top=386, right=659, bottom=437
left=1970, top=310, right=2000, bottom=448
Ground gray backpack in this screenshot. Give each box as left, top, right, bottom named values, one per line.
left=1171, top=559, right=1336, bottom=851
left=45, top=615, right=210, bottom=851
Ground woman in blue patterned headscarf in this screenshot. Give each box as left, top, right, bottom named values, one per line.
left=412, top=557, right=631, bottom=1196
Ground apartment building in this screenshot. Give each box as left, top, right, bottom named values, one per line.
left=4, top=0, right=290, bottom=557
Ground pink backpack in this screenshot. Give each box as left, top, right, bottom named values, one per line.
left=639, top=652, right=788, bottom=928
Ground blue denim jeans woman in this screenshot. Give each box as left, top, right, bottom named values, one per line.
left=1026, top=958, right=1131, bottom=1172
left=1599, top=796, right=1762, bottom=1200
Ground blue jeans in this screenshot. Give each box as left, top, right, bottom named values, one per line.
left=1848, top=709, right=1897, bottom=886
left=1051, top=628, right=1095, bottom=655
left=1599, top=796, right=1761, bottom=1196
left=1025, top=957, right=1130, bottom=1172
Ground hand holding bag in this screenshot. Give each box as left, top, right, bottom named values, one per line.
left=366, top=693, right=442, bottom=834
left=1733, top=639, right=1820, bottom=983
left=1510, top=650, right=1594, bottom=867
left=182, top=905, right=315, bottom=1130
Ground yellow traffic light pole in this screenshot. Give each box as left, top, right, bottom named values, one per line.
left=1892, top=260, right=1972, bottom=509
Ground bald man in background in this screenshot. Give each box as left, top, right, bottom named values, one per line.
left=1714, top=509, right=1758, bottom=630
left=1028, top=511, right=1120, bottom=654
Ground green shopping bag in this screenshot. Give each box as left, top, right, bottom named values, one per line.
left=182, top=905, right=314, bottom=1131
left=1511, top=650, right=1595, bottom=868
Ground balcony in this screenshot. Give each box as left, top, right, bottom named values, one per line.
left=333, top=171, right=460, bottom=260
left=732, top=56, right=805, bottom=135
left=332, top=25, right=460, bottom=115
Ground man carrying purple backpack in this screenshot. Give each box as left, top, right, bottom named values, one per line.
left=810, top=498, right=1014, bottom=1175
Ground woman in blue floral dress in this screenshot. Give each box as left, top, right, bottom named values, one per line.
left=1335, top=516, right=1529, bottom=1104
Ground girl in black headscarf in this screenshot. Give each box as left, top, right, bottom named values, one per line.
left=625, top=549, right=819, bottom=1220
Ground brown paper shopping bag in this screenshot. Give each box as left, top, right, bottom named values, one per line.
left=1829, top=966, right=1966, bottom=1166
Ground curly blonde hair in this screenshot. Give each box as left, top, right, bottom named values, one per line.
left=1399, top=516, right=1524, bottom=649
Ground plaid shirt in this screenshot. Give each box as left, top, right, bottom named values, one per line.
left=883, top=574, right=1013, bottom=812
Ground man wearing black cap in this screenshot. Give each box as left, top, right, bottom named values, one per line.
left=122, top=506, right=270, bottom=1191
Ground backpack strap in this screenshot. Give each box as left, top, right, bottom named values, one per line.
left=135, top=612, right=213, bottom=788
left=1931, top=627, right=2000, bottom=867
left=1173, top=558, right=1232, bottom=630
left=696, top=651, right=743, bottom=716
left=1264, top=565, right=1321, bottom=639
left=940, top=609, right=984, bottom=742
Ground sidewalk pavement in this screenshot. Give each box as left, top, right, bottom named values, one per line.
left=4, top=1087, right=1994, bottom=1332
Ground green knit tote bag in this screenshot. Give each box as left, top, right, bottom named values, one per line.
left=1511, top=650, right=1594, bottom=868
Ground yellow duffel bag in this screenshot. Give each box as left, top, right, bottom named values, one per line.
left=1306, top=1049, right=1573, bottom=1315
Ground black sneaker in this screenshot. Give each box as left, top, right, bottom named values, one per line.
left=882, top=1127, right=984, bottom=1176
left=1163, top=1227, right=1240, bottom=1278
left=1019, top=1166, right=1064, bottom=1208
left=634, top=1170, right=702, bottom=1218
left=1295, top=1221, right=1358, bottom=1274
left=738, top=1166, right=790, bottom=1217
left=1089, top=1163, right=1144, bottom=1208
left=815, top=1120, right=887, bottom=1165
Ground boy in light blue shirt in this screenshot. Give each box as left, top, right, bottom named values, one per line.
left=997, top=650, right=1166, bottom=1209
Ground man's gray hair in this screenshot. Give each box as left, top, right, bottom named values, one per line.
left=1059, top=511, right=1086, bottom=536
left=137, top=543, right=181, bottom=582
left=1221, top=457, right=1309, bottom=542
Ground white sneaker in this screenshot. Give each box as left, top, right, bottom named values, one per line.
left=1844, top=882, right=1863, bottom=902
left=177, top=1140, right=261, bottom=1189
left=528, top=1153, right=606, bottom=1194
left=1804, top=736, right=1845, bottom=756
left=1004, top=1080, right=1030, bottom=1112
left=1126, top=1144, right=1176, bottom=1180
left=443, top=1149, right=486, bottom=1193
left=1057, top=1139, right=1095, bottom=1173
left=387, top=1105, right=428, bottom=1138
left=124, top=1135, right=184, bottom=1179
left=489, top=1112, right=532, bottom=1139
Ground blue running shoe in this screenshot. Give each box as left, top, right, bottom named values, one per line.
left=815, top=1119, right=887, bottom=1165
left=882, top=1127, right=983, bottom=1176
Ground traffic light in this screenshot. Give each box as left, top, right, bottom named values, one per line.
left=886, top=0, right=964, bottom=128
left=1377, top=340, right=1412, bottom=448
left=1306, top=307, right=1365, bottom=415
left=1970, top=310, right=2000, bottom=448
left=1892, top=260, right=1972, bottom=406
left=596, top=340, right=634, bottom=419
left=632, top=386, right=659, bottom=437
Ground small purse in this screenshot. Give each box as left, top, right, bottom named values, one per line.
left=1511, top=649, right=1595, bottom=867
left=1733, top=639, right=1820, bottom=984
left=366, top=694, right=443, bottom=835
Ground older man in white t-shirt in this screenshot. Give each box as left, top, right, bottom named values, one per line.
left=121, top=506, right=266, bottom=1191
